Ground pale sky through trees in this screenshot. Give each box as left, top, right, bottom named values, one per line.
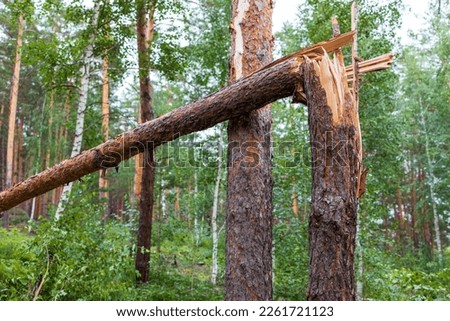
left=273, top=0, right=431, bottom=44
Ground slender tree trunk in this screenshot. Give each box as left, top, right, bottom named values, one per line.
left=55, top=3, right=101, bottom=219
left=61, top=82, right=72, bottom=158
left=292, top=182, right=299, bottom=218
left=418, top=97, right=442, bottom=265
left=16, top=116, right=24, bottom=189
left=133, top=108, right=143, bottom=205
left=99, top=54, right=110, bottom=218
left=225, top=0, right=274, bottom=301
left=13, top=118, right=20, bottom=185
left=135, top=0, right=156, bottom=284
left=43, top=88, right=55, bottom=216
left=0, top=96, right=5, bottom=192
left=194, top=168, right=200, bottom=247
left=304, top=15, right=363, bottom=298
left=3, top=13, right=24, bottom=228
left=349, top=4, right=364, bottom=301
left=410, top=168, right=419, bottom=249
left=211, top=127, right=223, bottom=285
left=174, top=186, right=180, bottom=215
left=0, top=93, right=6, bottom=190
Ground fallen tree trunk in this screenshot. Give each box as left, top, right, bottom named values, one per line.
left=0, top=32, right=357, bottom=213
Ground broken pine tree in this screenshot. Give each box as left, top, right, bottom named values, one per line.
left=0, top=31, right=393, bottom=234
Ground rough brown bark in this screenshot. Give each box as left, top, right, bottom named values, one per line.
left=0, top=33, right=355, bottom=213
left=225, top=0, right=274, bottom=301
left=135, top=0, right=155, bottom=284
left=303, top=52, right=361, bottom=301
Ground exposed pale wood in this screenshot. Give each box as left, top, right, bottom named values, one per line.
left=346, top=54, right=394, bottom=78
left=262, top=31, right=355, bottom=72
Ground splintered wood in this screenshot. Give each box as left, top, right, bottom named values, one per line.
left=345, top=53, right=394, bottom=81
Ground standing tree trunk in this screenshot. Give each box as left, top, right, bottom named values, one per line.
left=225, top=0, right=274, bottom=300
left=55, top=2, right=101, bottom=219
left=43, top=88, right=55, bottom=217
left=135, top=0, right=156, bottom=284
left=3, top=13, right=24, bottom=229
left=292, top=181, right=299, bottom=217
left=194, top=167, right=200, bottom=247
left=0, top=96, right=5, bottom=192
left=99, top=53, right=110, bottom=218
left=211, top=126, right=223, bottom=285
left=303, top=25, right=363, bottom=299
left=418, top=97, right=442, bottom=265
left=410, top=168, right=419, bottom=249
left=350, top=4, right=364, bottom=301
left=304, top=11, right=367, bottom=301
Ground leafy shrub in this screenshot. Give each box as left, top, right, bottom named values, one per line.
left=0, top=228, right=37, bottom=300
left=387, top=268, right=450, bottom=300
left=30, top=194, right=138, bottom=300
left=137, top=264, right=223, bottom=301
left=273, top=221, right=309, bottom=300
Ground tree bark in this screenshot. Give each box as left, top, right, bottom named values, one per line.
left=0, top=32, right=356, bottom=213
left=135, top=0, right=156, bottom=284
left=0, top=96, right=5, bottom=192
left=99, top=54, right=110, bottom=217
left=303, top=51, right=362, bottom=300
left=225, top=0, right=274, bottom=301
left=55, top=2, right=101, bottom=219
left=3, top=12, right=24, bottom=228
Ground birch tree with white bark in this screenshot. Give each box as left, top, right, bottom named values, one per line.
left=55, top=2, right=101, bottom=219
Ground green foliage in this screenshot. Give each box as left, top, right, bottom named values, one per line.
left=136, top=216, right=224, bottom=300
left=137, top=265, right=223, bottom=301
left=30, top=188, right=137, bottom=300
left=361, top=247, right=450, bottom=300
left=273, top=221, right=309, bottom=300
left=0, top=228, right=37, bottom=300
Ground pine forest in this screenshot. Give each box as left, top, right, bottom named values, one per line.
left=0, top=0, right=449, bottom=301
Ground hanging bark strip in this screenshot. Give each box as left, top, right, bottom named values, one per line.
left=0, top=33, right=362, bottom=213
